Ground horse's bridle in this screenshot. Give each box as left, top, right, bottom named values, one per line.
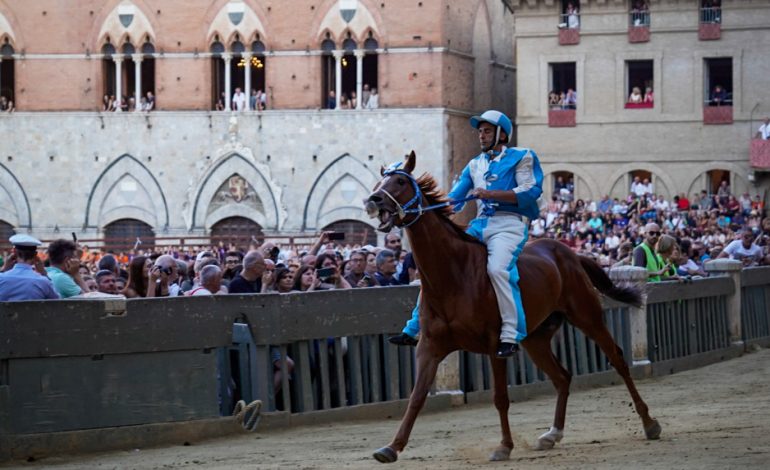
left=374, top=167, right=478, bottom=228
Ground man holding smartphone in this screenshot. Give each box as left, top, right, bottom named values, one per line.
left=344, top=250, right=379, bottom=288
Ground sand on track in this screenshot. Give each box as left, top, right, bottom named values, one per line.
left=13, top=348, right=770, bottom=470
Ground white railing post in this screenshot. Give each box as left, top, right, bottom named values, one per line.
left=609, top=266, right=650, bottom=365
left=704, top=259, right=744, bottom=347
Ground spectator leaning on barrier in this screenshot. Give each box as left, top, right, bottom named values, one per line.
left=633, top=222, right=666, bottom=282
left=655, top=235, right=681, bottom=281
left=0, top=234, right=59, bottom=301
left=314, top=253, right=352, bottom=290
left=148, top=255, right=182, bottom=297
left=719, top=229, right=764, bottom=267
left=46, top=239, right=89, bottom=298
left=122, top=255, right=150, bottom=298
left=95, top=269, right=119, bottom=294
left=188, top=265, right=224, bottom=296
left=344, top=249, right=378, bottom=288
left=292, top=264, right=321, bottom=292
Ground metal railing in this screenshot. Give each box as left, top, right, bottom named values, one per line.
left=740, top=268, right=770, bottom=343
left=700, top=7, right=722, bottom=24
left=629, top=11, right=650, bottom=27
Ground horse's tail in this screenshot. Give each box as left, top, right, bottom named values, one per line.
left=579, top=256, right=643, bottom=308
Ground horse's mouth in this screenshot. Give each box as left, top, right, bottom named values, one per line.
left=376, top=209, right=395, bottom=232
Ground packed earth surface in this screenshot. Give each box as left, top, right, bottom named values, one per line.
left=9, top=347, right=770, bottom=470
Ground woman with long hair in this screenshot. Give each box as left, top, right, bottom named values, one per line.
left=122, top=256, right=151, bottom=298
left=267, top=267, right=295, bottom=293
left=292, top=265, right=320, bottom=292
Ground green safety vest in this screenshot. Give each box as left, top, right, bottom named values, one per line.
left=639, top=242, right=665, bottom=282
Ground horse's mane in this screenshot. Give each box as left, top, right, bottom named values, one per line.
left=415, top=173, right=484, bottom=246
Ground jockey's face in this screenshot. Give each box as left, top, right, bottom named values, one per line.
left=478, top=122, right=497, bottom=150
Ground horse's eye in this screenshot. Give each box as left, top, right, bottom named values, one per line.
left=397, top=178, right=405, bottom=186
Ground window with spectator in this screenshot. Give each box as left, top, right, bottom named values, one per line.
left=629, top=1, right=650, bottom=27
left=700, top=0, right=721, bottom=24
left=0, top=37, right=15, bottom=112
left=321, top=30, right=378, bottom=110
left=628, top=170, right=653, bottom=198
left=210, top=216, right=264, bottom=248
left=707, top=169, right=731, bottom=196
left=705, top=57, right=732, bottom=106
left=551, top=171, right=575, bottom=202
left=103, top=218, right=155, bottom=252
left=559, top=1, right=580, bottom=29
left=626, top=60, right=653, bottom=108
left=321, top=35, right=337, bottom=109
left=247, top=37, right=267, bottom=111
left=210, top=34, right=265, bottom=112
left=549, top=62, right=577, bottom=110
left=210, top=38, right=226, bottom=110
left=102, top=40, right=118, bottom=111
left=362, top=31, right=379, bottom=109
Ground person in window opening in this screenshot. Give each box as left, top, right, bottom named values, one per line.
left=628, top=87, right=643, bottom=104
left=567, top=3, right=580, bottom=29
left=710, top=84, right=728, bottom=106
left=102, top=94, right=110, bottom=111
left=366, top=88, right=379, bottom=109
left=259, top=89, right=267, bottom=110
left=144, top=91, right=155, bottom=111
left=326, top=90, right=336, bottom=109
left=362, top=83, right=371, bottom=108
left=755, top=117, right=770, bottom=140
left=216, top=91, right=225, bottom=111
left=702, top=0, right=721, bottom=24
left=548, top=90, right=561, bottom=109
left=232, top=87, right=246, bottom=111
left=350, top=91, right=358, bottom=109
left=250, top=89, right=258, bottom=110
left=643, top=87, right=654, bottom=104
left=0, top=96, right=13, bottom=113
left=564, top=88, right=577, bottom=109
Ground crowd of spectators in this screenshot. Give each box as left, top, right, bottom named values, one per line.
left=548, top=88, right=578, bottom=110
left=326, top=84, right=379, bottom=110
left=102, top=92, right=155, bottom=112
left=529, top=178, right=770, bottom=281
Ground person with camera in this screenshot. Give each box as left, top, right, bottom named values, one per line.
left=344, top=250, right=379, bottom=288
left=314, top=253, right=352, bottom=290
left=147, top=255, right=181, bottom=297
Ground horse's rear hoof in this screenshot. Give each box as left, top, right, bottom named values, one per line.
left=489, top=446, right=512, bottom=461
left=645, top=420, right=662, bottom=440
left=373, top=446, right=398, bottom=463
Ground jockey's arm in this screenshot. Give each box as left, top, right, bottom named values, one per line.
left=447, top=165, right=474, bottom=212
left=472, top=150, right=543, bottom=207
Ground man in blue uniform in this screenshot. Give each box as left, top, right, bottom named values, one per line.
left=0, top=234, right=60, bottom=301
left=389, top=110, right=543, bottom=358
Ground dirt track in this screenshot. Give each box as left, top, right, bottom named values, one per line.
left=13, top=347, right=770, bottom=469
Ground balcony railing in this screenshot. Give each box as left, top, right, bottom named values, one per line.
left=548, top=109, right=576, bottom=127
left=750, top=139, right=770, bottom=169
left=703, top=103, right=733, bottom=124
left=699, top=7, right=721, bottom=40
left=558, top=13, right=580, bottom=45
left=628, top=11, right=651, bottom=43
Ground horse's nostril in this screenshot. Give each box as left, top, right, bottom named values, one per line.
left=369, top=194, right=383, bottom=203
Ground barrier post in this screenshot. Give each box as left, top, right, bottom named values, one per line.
left=434, top=351, right=463, bottom=405
left=609, top=266, right=650, bottom=366
left=704, top=259, right=744, bottom=347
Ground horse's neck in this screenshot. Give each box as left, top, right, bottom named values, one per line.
left=406, top=211, right=471, bottom=292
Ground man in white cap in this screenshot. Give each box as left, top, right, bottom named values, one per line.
left=0, top=234, right=59, bottom=300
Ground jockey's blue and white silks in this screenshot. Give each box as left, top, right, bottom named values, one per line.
left=402, top=146, right=543, bottom=344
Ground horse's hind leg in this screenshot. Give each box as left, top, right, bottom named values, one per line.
left=489, top=357, right=513, bottom=461
left=574, top=305, right=661, bottom=440
left=373, top=341, right=445, bottom=463
left=521, top=316, right=571, bottom=450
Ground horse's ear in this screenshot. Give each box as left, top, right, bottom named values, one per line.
left=404, top=151, right=416, bottom=174
left=380, top=165, right=386, bottom=177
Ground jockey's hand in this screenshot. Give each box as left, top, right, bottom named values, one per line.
left=471, top=188, right=490, bottom=200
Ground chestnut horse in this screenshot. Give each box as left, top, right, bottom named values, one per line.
left=366, top=152, right=661, bottom=463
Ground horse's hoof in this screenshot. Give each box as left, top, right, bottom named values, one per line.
left=373, top=446, right=398, bottom=463
left=644, top=420, right=662, bottom=440
left=489, top=446, right=512, bottom=461
left=534, top=427, right=563, bottom=450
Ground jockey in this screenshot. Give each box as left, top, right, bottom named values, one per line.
left=389, top=110, right=543, bottom=358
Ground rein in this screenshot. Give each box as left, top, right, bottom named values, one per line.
left=380, top=168, right=478, bottom=228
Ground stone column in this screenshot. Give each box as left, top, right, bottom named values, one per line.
left=704, top=259, right=744, bottom=346
left=243, top=53, right=252, bottom=111
left=333, top=50, right=343, bottom=109
left=114, top=56, right=124, bottom=112
left=434, top=351, right=463, bottom=405
left=132, top=54, right=143, bottom=112
left=609, top=266, right=650, bottom=365
left=354, top=50, right=365, bottom=109
left=223, top=53, right=232, bottom=111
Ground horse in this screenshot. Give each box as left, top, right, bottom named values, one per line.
left=365, top=151, right=661, bottom=463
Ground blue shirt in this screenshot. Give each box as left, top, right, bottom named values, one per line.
left=0, top=263, right=60, bottom=301
left=449, top=146, right=544, bottom=220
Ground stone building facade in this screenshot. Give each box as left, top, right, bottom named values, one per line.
left=0, top=0, right=516, bottom=247
left=513, top=0, right=770, bottom=204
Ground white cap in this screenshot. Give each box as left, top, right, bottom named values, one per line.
left=9, top=234, right=42, bottom=247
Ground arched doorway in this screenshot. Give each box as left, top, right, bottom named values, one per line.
left=103, top=218, right=155, bottom=252
left=0, top=220, right=14, bottom=250
left=322, top=219, right=377, bottom=246
left=211, top=217, right=264, bottom=249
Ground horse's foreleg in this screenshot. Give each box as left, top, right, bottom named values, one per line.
left=489, top=357, right=513, bottom=461
left=373, top=343, right=444, bottom=463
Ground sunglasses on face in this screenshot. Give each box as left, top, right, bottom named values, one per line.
left=648, top=231, right=661, bottom=236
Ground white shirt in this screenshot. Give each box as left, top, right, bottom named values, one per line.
left=723, top=240, right=764, bottom=265
left=232, top=92, right=246, bottom=111
left=758, top=123, right=770, bottom=140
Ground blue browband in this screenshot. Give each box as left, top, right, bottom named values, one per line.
left=381, top=166, right=477, bottom=228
